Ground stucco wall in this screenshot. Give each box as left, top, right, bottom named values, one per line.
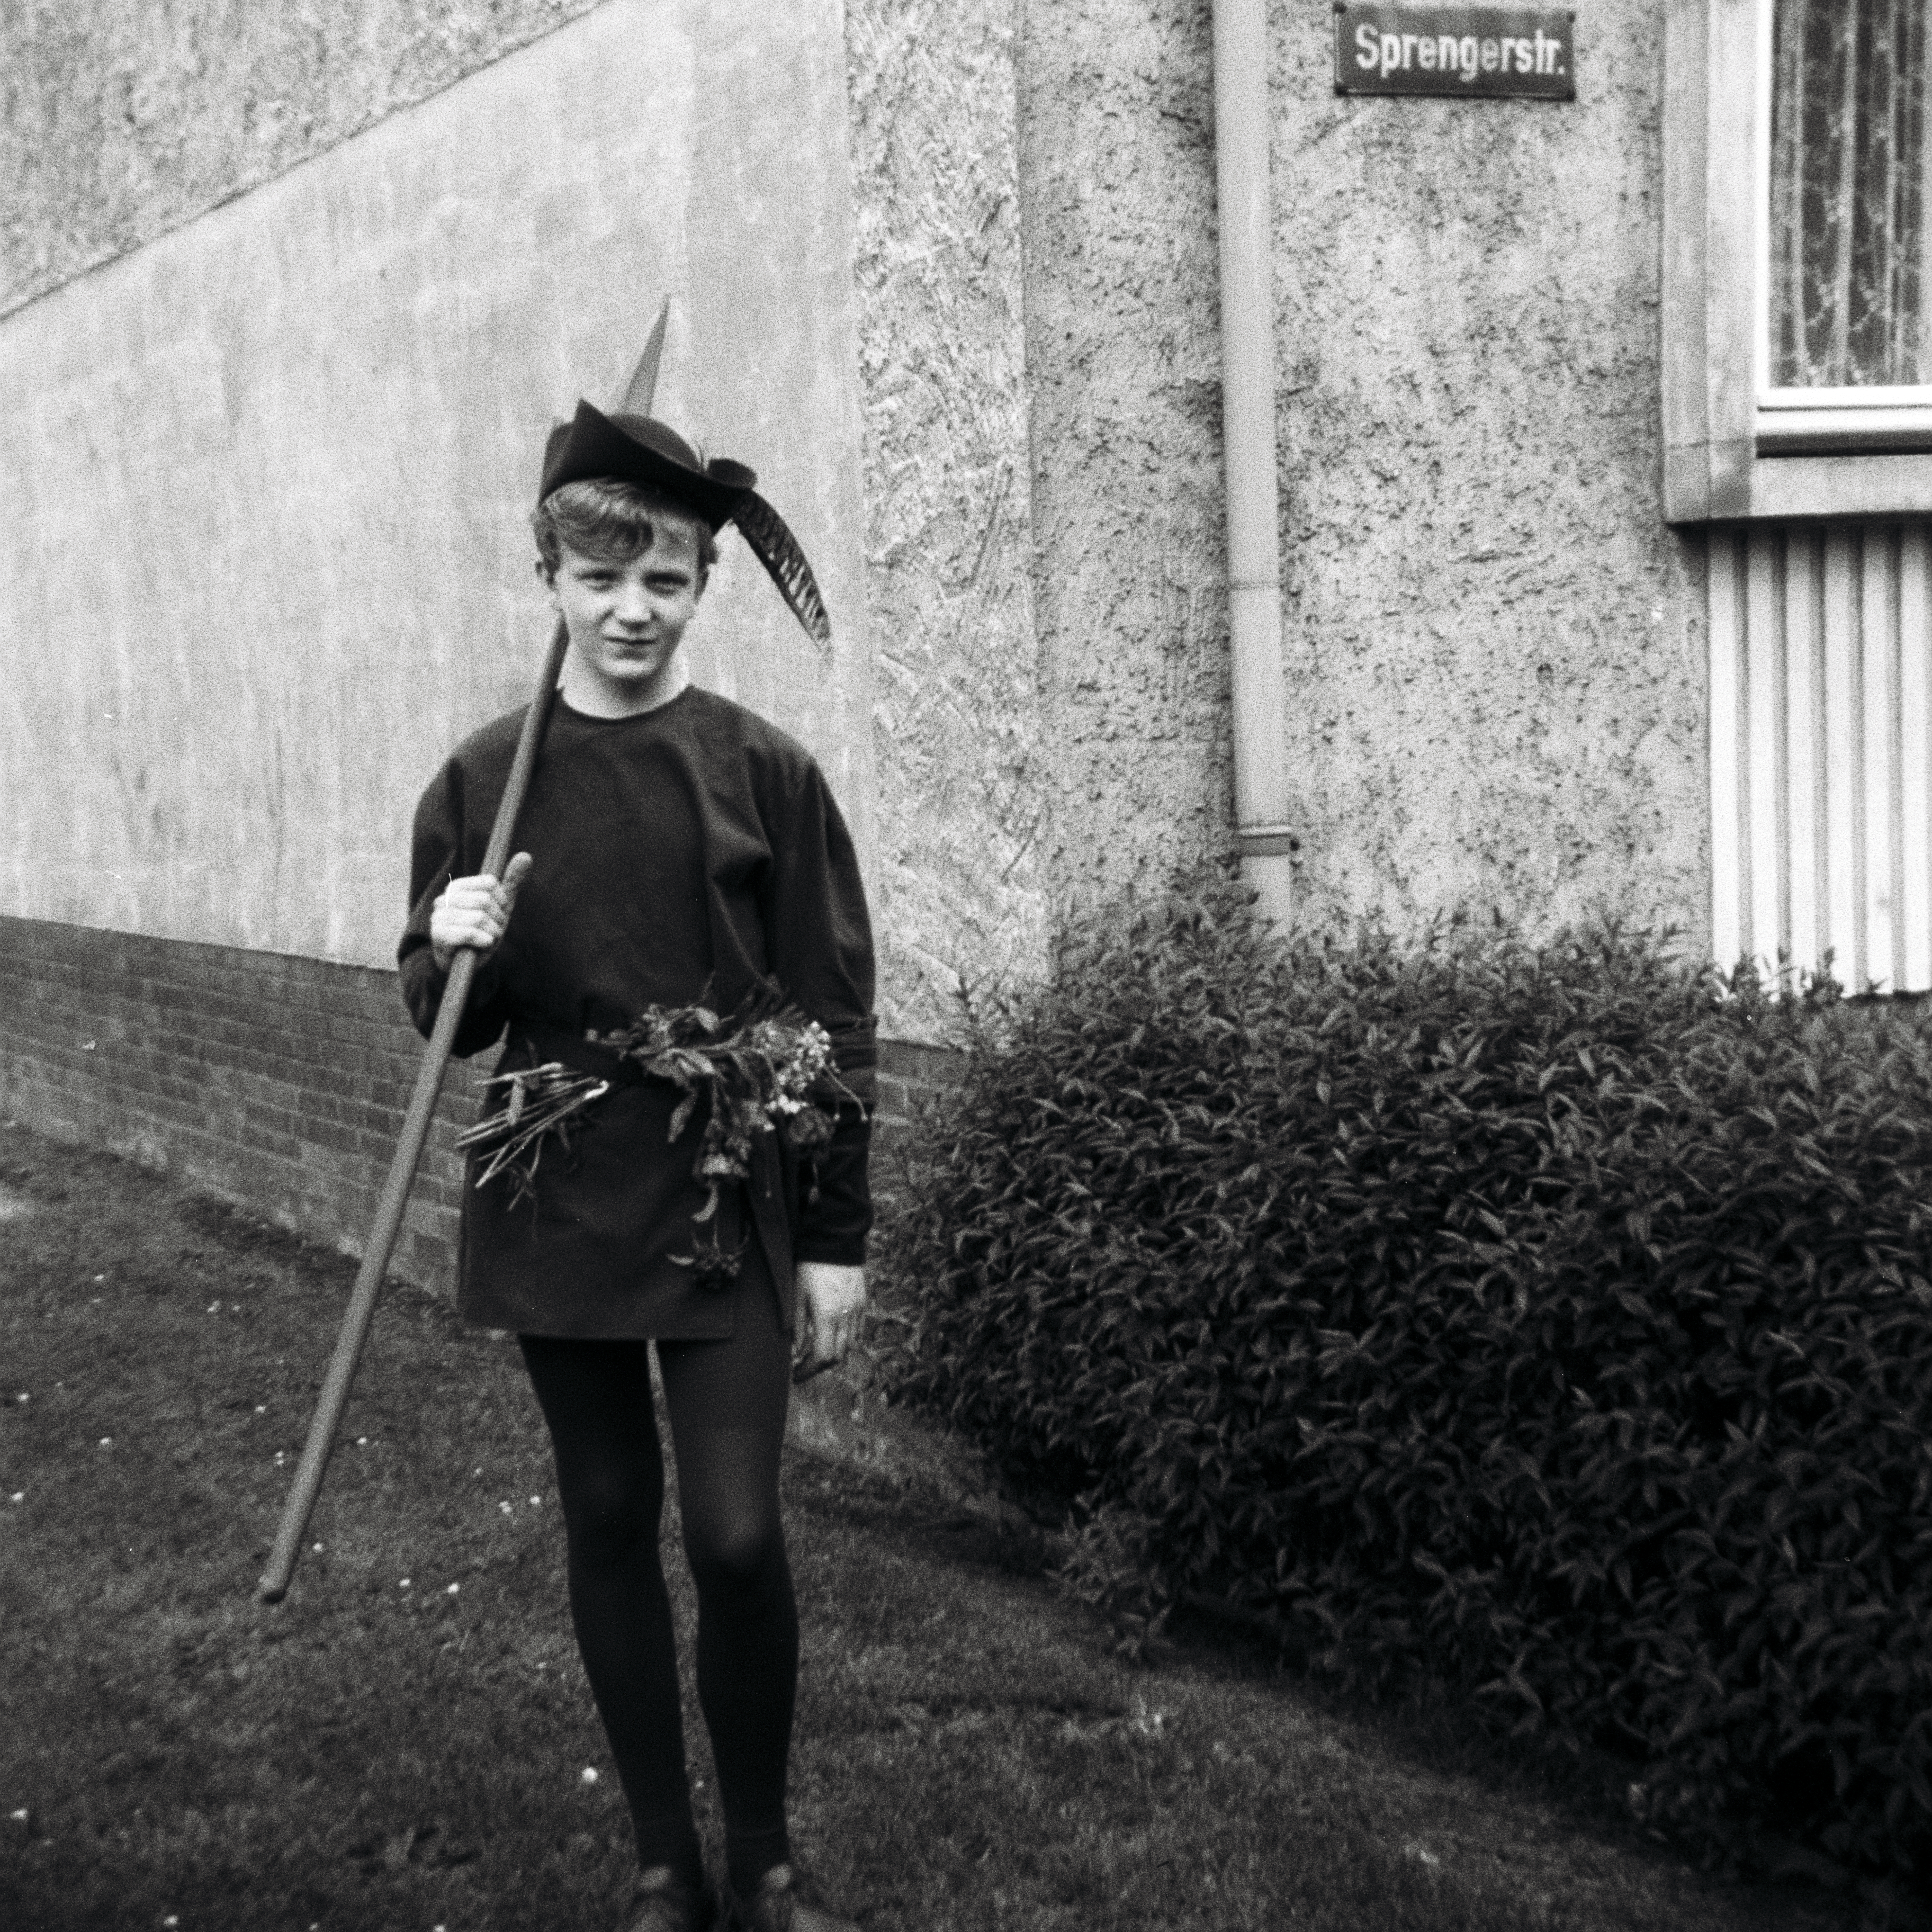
left=0, top=0, right=875, bottom=983
left=846, top=1, right=1046, bottom=1039
left=2, top=0, right=1053, bottom=1046
left=1271, top=0, right=1708, bottom=943
left=1017, top=0, right=1242, bottom=913
left=0, top=0, right=606, bottom=319
left=2, top=0, right=1713, bottom=1035
left=1014, top=0, right=1708, bottom=947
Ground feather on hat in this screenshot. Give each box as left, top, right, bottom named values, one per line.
left=538, top=398, right=831, bottom=649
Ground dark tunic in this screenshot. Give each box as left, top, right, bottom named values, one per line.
left=398, top=685, right=876, bottom=1341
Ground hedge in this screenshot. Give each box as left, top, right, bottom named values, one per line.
left=882, top=888, right=1932, bottom=1878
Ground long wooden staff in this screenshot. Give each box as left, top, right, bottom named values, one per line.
left=258, top=617, right=568, bottom=1603
left=258, top=307, right=672, bottom=1605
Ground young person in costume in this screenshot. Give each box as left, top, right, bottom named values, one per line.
left=399, top=399, right=871, bottom=1932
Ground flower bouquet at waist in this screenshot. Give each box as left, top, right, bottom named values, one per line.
left=459, top=991, right=860, bottom=1287
left=592, top=994, right=861, bottom=1288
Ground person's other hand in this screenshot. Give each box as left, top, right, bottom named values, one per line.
left=793, top=1262, right=866, bottom=1383
left=429, top=852, right=532, bottom=972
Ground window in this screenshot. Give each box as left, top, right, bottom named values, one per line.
left=1665, top=0, right=1932, bottom=517
left=1759, top=1, right=1932, bottom=452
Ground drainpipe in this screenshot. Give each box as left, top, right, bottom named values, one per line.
left=1210, top=0, right=1295, bottom=931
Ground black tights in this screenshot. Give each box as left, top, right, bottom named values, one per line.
left=520, top=1296, right=796, bottom=1893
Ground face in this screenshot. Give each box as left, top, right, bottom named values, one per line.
left=546, top=518, right=706, bottom=715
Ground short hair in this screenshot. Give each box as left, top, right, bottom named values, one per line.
left=531, top=476, right=720, bottom=581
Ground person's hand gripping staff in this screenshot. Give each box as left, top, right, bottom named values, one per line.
left=430, top=852, right=534, bottom=971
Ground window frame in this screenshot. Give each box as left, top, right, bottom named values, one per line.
left=1664, top=0, right=1932, bottom=521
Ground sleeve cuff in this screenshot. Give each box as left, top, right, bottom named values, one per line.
left=793, top=1232, right=870, bottom=1268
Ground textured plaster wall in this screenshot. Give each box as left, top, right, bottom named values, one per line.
left=1270, top=0, right=1707, bottom=942
left=3, top=0, right=1711, bottom=1040
left=0, top=0, right=606, bottom=318
left=844, top=0, right=1046, bottom=1039
left=1016, top=0, right=1239, bottom=912
left=3, top=0, right=1049, bottom=1045
left=0, top=0, right=874, bottom=982
left=1014, top=0, right=1706, bottom=946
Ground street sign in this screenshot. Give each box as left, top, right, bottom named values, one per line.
left=1334, top=4, right=1577, bottom=100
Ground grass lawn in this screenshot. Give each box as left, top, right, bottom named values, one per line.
left=0, top=1122, right=1882, bottom=1931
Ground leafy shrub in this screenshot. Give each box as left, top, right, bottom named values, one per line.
left=882, top=888, right=1932, bottom=1877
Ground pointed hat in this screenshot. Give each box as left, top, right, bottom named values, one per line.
left=538, top=308, right=831, bottom=647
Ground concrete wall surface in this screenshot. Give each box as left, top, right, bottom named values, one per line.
left=1013, top=0, right=1705, bottom=949
left=0, top=0, right=607, bottom=319
left=0, top=0, right=876, bottom=991
left=1, top=0, right=1713, bottom=1047
left=846, top=0, right=1049, bottom=1039
left=1017, top=0, right=1242, bottom=914
left=1269, top=0, right=1708, bottom=943
left=2, top=0, right=1061, bottom=1047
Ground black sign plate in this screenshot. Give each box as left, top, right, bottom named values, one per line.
left=1334, top=4, right=1577, bottom=100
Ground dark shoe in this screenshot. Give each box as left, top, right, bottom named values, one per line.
left=621, top=1864, right=713, bottom=1932
left=722, top=1863, right=857, bottom=1932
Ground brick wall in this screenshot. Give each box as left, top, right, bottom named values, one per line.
left=0, top=916, right=955, bottom=1291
